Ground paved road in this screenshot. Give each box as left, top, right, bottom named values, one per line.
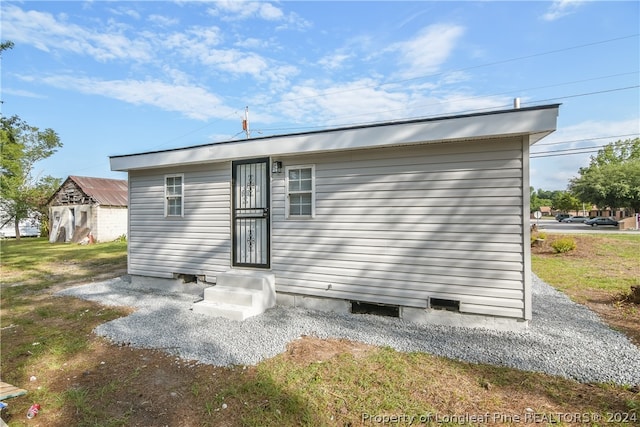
left=530, top=220, right=638, bottom=234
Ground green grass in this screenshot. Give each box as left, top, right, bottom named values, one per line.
left=532, top=233, right=640, bottom=295
left=220, top=344, right=639, bottom=427
left=0, top=237, right=127, bottom=291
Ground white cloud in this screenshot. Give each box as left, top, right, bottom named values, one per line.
left=160, top=26, right=278, bottom=77
left=542, top=0, right=586, bottom=21
left=318, top=53, right=351, bottom=71
left=35, top=75, right=235, bottom=121
left=107, top=6, right=141, bottom=20
left=271, top=76, right=509, bottom=128
left=275, top=11, right=311, bottom=31
left=391, top=24, right=465, bottom=78
left=235, top=37, right=271, bottom=49
left=207, top=1, right=310, bottom=29
left=208, top=1, right=282, bottom=21
left=1, top=88, right=47, bottom=99
left=199, top=49, right=269, bottom=76
left=1, top=5, right=152, bottom=62
left=258, top=3, right=284, bottom=20
left=148, top=14, right=179, bottom=27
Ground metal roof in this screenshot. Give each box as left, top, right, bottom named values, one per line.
left=67, top=176, right=128, bottom=206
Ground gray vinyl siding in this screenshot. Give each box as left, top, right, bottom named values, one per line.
left=128, top=163, right=231, bottom=279
left=271, top=137, right=527, bottom=319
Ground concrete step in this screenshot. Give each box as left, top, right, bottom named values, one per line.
left=203, top=285, right=259, bottom=307
left=192, top=270, right=276, bottom=321
left=216, top=270, right=275, bottom=292
left=192, top=300, right=263, bottom=321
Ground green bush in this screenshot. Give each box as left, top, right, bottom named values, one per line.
left=551, top=237, right=577, bottom=254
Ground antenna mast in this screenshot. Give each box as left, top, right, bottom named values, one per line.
left=242, top=106, right=250, bottom=139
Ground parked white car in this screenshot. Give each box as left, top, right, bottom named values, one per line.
left=561, top=216, right=588, bottom=223
left=0, top=223, right=41, bottom=238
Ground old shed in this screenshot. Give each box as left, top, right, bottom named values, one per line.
left=110, top=105, right=559, bottom=330
left=48, top=176, right=128, bottom=243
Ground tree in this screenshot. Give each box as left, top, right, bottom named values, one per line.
left=569, top=138, right=640, bottom=213
left=1, top=114, right=63, bottom=239
left=530, top=187, right=552, bottom=213
left=552, top=191, right=581, bottom=213
left=0, top=41, right=14, bottom=53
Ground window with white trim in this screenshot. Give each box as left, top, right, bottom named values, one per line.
left=165, top=174, right=184, bottom=217
left=286, top=165, right=315, bottom=218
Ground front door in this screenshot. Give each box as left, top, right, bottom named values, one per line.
left=232, top=158, right=270, bottom=268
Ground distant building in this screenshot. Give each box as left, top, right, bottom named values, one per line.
left=48, top=176, right=128, bottom=243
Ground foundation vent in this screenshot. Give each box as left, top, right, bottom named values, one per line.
left=175, top=273, right=198, bottom=284
left=429, top=298, right=460, bottom=312
left=351, top=301, right=400, bottom=317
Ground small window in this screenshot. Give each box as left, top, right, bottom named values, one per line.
left=286, top=165, right=315, bottom=218
left=165, top=174, right=184, bottom=217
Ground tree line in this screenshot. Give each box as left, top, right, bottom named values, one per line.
left=531, top=137, right=640, bottom=214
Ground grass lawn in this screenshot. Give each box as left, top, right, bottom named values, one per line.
left=1, top=236, right=638, bottom=426
left=1, top=237, right=127, bottom=290
left=532, top=233, right=640, bottom=345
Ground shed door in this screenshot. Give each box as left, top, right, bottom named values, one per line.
left=232, top=158, right=270, bottom=268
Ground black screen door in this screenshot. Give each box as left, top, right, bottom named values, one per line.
left=232, top=158, right=270, bottom=268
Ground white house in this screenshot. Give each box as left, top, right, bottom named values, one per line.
left=48, top=176, right=128, bottom=243
left=110, top=104, right=559, bottom=330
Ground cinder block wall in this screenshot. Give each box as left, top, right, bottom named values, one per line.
left=96, top=206, right=128, bottom=241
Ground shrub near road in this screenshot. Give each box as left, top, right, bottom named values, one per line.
left=1, top=237, right=638, bottom=426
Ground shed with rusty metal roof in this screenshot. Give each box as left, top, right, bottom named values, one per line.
left=48, top=176, right=128, bottom=243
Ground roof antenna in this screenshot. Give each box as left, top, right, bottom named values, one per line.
left=242, top=106, right=250, bottom=139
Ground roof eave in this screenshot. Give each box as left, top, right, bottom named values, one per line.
left=110, top=104, right=559, bottom=172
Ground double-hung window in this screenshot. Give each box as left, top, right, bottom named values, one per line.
left=286, top=165, right=315, bottom=218
left=165, top=174, right=184, bottom=217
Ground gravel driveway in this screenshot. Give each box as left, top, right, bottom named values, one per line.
left=56, top=274, right=640, bottom=386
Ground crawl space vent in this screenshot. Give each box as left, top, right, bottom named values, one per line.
left=429, top=298, right=460, bottom=312
left=351, top=301, right=400, bottom=317
left=175, top=274, right=198, bottom=284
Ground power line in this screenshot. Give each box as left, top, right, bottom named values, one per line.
left=531, top=143, right=611, bottom=156
left=250, top=34, right=639, bottom=108
left=255, top=72, right=639, bottom=135
left=536, top=133, right=639, bottom=146
left=530, top=149, right=602, bottom=159
left=527, top=85, right=640, bottom=104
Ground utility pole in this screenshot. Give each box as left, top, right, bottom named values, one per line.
left=242, top=106, right=250, bottom=139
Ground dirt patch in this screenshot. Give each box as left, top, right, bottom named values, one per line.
left=579, top=288, right=640, bottom=346
left=283, top=335, right=375, bottom=366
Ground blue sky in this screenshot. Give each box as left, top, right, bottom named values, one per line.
left=1, top=1, right=638, bottom=191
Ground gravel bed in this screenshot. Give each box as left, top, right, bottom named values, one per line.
left=56, top=275, right=640, bottom=385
